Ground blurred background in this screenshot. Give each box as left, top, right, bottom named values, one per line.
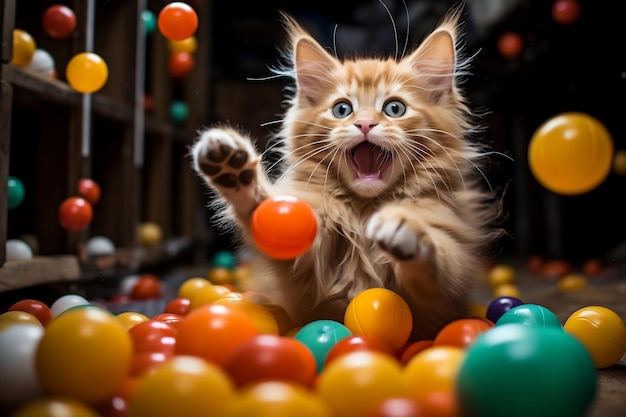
left=208, top=0, right=626, bottom=265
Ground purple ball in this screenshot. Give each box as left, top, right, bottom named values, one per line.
left=486, top=296, right=524, bottom=323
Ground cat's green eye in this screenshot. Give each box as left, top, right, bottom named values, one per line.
left=332, top=101, right=353, bottom=119
left=383, top=100, right=406, bottom=118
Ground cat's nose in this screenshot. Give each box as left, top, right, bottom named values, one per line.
left=354, top=119, right=378, bottom=135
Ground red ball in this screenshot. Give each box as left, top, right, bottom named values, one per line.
left=364, top=397, right=423, bottom=417
left=42, top=4, right=77, bottom=39
left=497, top=31, right=523, bottom=59
left=78, top=178, right=101, bottom=205
left=130, top=274, right=162, bottom=300
left=58, top=196, right=93, bottom=231
left=9, top=299, right=52, bottom=326
left=251, top=195, right=317, bottom=259
left=157, top=2, right=198, bottom=41
left=433, top=318, right=494, bottom=349
left=164, top=297, right=191, bottom=316
left=168, top=51, right=194, bottom=77
left=224, top=334, right=317, bottom=388
left=552, top=0, right=581, bottom=25
left=324, top=335, right=396, bottom=368
left=399, top=340, right=434, bottom=365
left=151, top=313, right=183, bottom=329
left=128, top=320, right=177, bottom=353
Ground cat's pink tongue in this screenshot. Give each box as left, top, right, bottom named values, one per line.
left=353, top=142, right=385, bottom=179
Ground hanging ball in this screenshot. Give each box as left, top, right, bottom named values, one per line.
left=42, top=4, right=77, bottom=39
left=86, top=236, right=116, bottom=257
left=66, top=52, right=109, bottom=93
left=497, top=31, right=523, bottom=59
left=26, top=48, right=56, bottom=78
left=158, top=2, right=198, bottom=41
left=11, top=29, right=36, bottom=67
left=168, top=51, right=195, bottom=77
left=58, top=197, right=93, bottom=231
left=552, top=0, right=581, bottom=25
left=77, top=178, right=101, bottom=204
left=138, top=221, right=163, bottom=246
left=170, top=100, right=189, bottom=124
left=168, top=36, right=198, bottom=54
left=7, top=175, right=25, bottom=209
left=528, top=112, right=613, bottom=195
left=141, top=10, right=157, bottom=35
left=6, top=239, right=34, bottom=261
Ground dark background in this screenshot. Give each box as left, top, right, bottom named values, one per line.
left=207, top=0, right=626, bottom=264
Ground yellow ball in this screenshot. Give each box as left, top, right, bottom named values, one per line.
left=344, top=288, right=413, bottom=350
left=214, top=297, right=279, bottom=335
left=11, top=29, right=36, bottom=67
left=486, top=264, right=515, bottom=288
left=528, top=112, right=613, bottom=195
left=492, top=283, right=521, bottom=299
left=138, top=221, right=163, bottom=246
left=613, top=149, right=626, bottom=175
left=403, top=346, right=466, bottom=400
left=9, top=397, right=99, bottom=417
left=178, top=277, right=212, bottom=299
left=167, top=35, right=197, bottom=54
left=66, top=52, right=109, bottom=93
left=116, top=311, right=149, bottom=331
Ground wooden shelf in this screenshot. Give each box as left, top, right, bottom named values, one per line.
left=0, top=255, right=80, bottom=292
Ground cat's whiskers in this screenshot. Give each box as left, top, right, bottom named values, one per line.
left=272, top=140, right=336, bottom=185
left=397, top=141, right=446, bottom=200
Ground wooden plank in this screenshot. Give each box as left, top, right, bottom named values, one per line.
left=0, top=255, right=80, bottom=291
left=0, top=0, right=15, bottom=64
left=0, top=80, right=12, bottom=265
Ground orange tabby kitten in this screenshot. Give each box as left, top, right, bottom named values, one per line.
left=191, top=9, right=502, bottom=340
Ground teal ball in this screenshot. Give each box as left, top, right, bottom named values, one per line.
left=496, top=303, right=563, bottom=328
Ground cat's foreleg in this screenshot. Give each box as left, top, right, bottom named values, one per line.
left=191, top=126, right=272, bottom=222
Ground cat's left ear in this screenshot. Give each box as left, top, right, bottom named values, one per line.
left=405, top=25, right=457, bottom=104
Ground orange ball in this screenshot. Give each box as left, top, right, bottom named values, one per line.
left=58, top=197, right=93, bottom=231
left=77, top=178, right=100, bottom=204
left=251, top=195, right=317, bottom=260
left=528, top=112, right=613, bottom=195
left=433, top=318, right=494, bottom=349
left=497, top=31, right=523, bottom=59
left=168, top=51, right=194, bottom=77
left=175, top=304, right=258, bottom=367
left=157, top=2, right=198, bottom=41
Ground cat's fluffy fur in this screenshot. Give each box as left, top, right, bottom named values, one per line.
left=191, top=7, right=503, bottom=340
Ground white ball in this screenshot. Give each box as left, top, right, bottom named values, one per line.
left=86, top=235, right=116, bottom=256
left=119, top=274, right=139, bottom=295
left=50, top=294, right=90, bottom=318
left=26, top=48, right=55, bottom=78
left=0, top=324, right=44, bottom=407
left=6, top=239, right=33, bottom=261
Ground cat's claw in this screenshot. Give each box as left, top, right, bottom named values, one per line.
left=366, top=212, right=431, bottom=261
left=192, top=128, right=257, bottom=190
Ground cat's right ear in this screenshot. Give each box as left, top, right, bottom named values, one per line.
left=282, top=14, right=339, bottom=107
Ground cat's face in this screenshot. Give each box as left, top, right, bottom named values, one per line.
left=280, top=14, right=472, bottom=199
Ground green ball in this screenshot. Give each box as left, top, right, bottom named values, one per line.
left=7, top=176, right=25, bottom=209
left=169, top=101, right=189, bottom=124
left=141, top=10, right=156, bottom=35
left=295, top=320, right=352, bottom=373
left=457, top=324, right=597, bottom=417
left=496, top=303, right=563, bottom=328
left=211, top=250, right=237, bottom=269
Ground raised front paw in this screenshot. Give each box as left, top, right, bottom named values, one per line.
left=192, top=127, right=257, bottom=190
left=365, top=208, right=433, bottom=261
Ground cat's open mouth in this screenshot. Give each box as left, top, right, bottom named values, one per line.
left=348, top=141, right=392, bottom=181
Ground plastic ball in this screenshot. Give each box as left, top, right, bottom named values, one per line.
left=212, top=250, right=238, bottom=269
left=11, top=29, right=36, bottom=67
left=457, top=324, right=597, bottom=417
left=168, top=51, right=194, bottom=77
left=164, top=296, right=191, bottom=316
left=252, top=195, right=318, bottom=260
left=324, top=335, right=396, bottom=368
left=223, top=334, right=317, bottom=388
left=552, top=0, right=581, bottom=25
left=0, top=324, right=44, bottom=407
left=497, top=31, right=523, bottom=59
left=116, top=311, right=149, bottom=331
left=295, top=320, right=352, bottom=372
left=42, top=5, right=77, bottom=38
left=176, top=304, right=258, bottom=367
left=224, top=380, right=331, bottom=417
left=36, top=307, right=133, bottom=403
left=564, top=305, right=626, bottom=368
left=188, top=284, right=235, bottom=311
left=363, top=397, right=423, bottom=417
left=157, top=2, right=199, bottom=41
left=127, top=355, right=235, bottom=417
left=214, top=297, right=279, bottom=335
left=85, top=236, right=115, bottom=257
left=207, top=266, right=233, bottom=285
left=613, top=149, right=626, bottom=175
left=344, top=288, right=413, bottom=350
left=58, top=196, right=93, bottom=231
left=9, top=299, right=52, bottom=326
left=78, top=178, right=101, bottom=204
left=492, top=283, right=521, bottom=299
left=26, top=48, right=56, bottom=78
left=8, top=175, right=25, bottom=209
left=486, top=264, right=515, bottom=287
left=130, top=274, right=162, bottom=300
left=169, top=100, right=189, bottom=123
left=403, top=346, right=466, bottom=402
left=141, top=10, right=157, bottom=35
left=316, top=351, right=407, bottom=417
left=6, top=239, right=34, bottom=261
left=496, top=303, right=563, bottom=328
left=138, top=221, right=163, bottom=246
left=9, top=397, right=100, bottom=417
left=399, top=339, right=433, bottom=365
left=167, top=35, right=198, bottom=54
left=485, top=296, right=525, bottom=323
left=66, top=52, right=109, bottom=94
left=433, top=318, right=494, bottom=348
left=0, top=311, right=42, bottom=333
left=50, top=294, right=90, bottom=318
left=177, top=276, right=212, bottom=299
left=128, top=319, right=177, bottom=353
left=557, top=273, right=588, bottom=292
left=528, top=112, right=613, bottom=195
